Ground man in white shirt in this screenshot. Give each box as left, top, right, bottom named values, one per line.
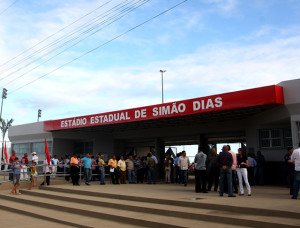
left=41, top=159, right=52, bottom=186
left=51, top=155, right=59, bottom=178
left=178, top=151, right=190, bottom=186
left=291, top=144, right=300, bottom=199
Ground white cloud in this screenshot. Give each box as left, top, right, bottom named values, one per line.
left=4, top=28, right=299, bottom=126
left=0, top=0, right=299, bottom=129
left=202, top=0, right=238, bottom=12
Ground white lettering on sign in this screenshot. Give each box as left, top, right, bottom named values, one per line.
left=152, top=103, right=186, bottom=117
left=135, top=109, right=146, bottom=119
left=90, top=112, right=131, bottom=125
left=193, top=97, right=223, bottom=111
left=214, top=97, right=223, bottom=107
left=60, top=98, right=223, bottom=129
left=61, top=118, right=87, bottom=128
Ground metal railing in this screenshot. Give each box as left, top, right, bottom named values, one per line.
left=0, top=163, right=109, bottom=184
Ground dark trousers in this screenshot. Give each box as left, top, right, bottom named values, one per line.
left=195, top=170, right=207, bottom=192
left=247, top=167, right=255, bottom=185
left=41, top=172, right=51, bottom=186
left=65, top=167, right=70, bottom=181
left=181, top=170, right=188, bottom=185
left=110, top=169, right=119, bottom=184
left=224, top=169, right=238, bottom=193
left=207, top=167, right=219, bottom=191
left=289, top=171, right=295, bottom=195
left=219, top=168, right=233, bottom=196
left=71, top=166, right=79, bottom=185
left=92, top=169, right=97, bottom=181
left=170, top=166, right=174, bottom=183
left=232, top=170, right=238, bottom=193
left=137, top=168, right=144, bottom=183
left=120, top=170, right=126, bottom=184
left=257, top=167, right=264, bottom=185
left=174, top=165, right=181, bottom=183
left=148, top=167, right=156, bottom=184
left=292, top=171, right=300, bottom=199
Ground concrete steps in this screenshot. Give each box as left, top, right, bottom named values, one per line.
left=0, top=207, right=73, bottom=228
left=20, top=188, right=300, bottom=227
left=0, top=192, right=234, bottom=228
left=0, top=185, right=299, bottom=228
left=0, top=196, right=143, bottom=228
left=39, top=185, right=300, bottom=219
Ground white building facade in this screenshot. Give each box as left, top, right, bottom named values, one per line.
left=8, top=78, right=300, bottom=184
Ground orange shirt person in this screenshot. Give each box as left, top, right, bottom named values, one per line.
left=70, top=154, right=80, bottom=186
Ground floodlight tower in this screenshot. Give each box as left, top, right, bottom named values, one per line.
left=0, top=88, right=7, bottom=120
left=38, top=109, right=42, bottom=122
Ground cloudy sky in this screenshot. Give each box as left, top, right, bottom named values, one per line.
left=0, top=0, right=299, bottom=129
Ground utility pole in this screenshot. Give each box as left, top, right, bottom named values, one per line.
left=38, top=109, right=42, bottom=122
left=160, top=70, right=166, bottom=104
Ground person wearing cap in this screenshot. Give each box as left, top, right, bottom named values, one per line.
left=32, top=152, right=38, bottom=164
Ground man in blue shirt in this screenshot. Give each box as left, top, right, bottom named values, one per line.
left=134, top=156, right=144, bottom=184
left=194, top=147, right=208, bottom=193
left=81, top=153, right=92, bottom=185
left=174, top=153, right=181, bottom=184
left=11, top=157, right=22, bottom=195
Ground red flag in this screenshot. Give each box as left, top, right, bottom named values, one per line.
left=45, top=138, right=51, bottom=165
left=4, top=141, right=8, bottom=163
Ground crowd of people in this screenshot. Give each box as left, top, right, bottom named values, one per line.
left=69, top=152, right=159, bottom=186
left=7, top=151, right=54, bottom=194
left=193, top=145, right=252, bottom=197
left=5, top=143, right=300, bottom=199
left=191, top=144, right=300, bottom=199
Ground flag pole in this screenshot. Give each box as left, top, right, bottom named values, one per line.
left=44, top=159, right=46, bottom=186
left=44, top=138, right=50, bottom=187
left=44, top=138, right=46, bottom=187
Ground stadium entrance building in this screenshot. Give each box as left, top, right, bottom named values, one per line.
left=8, top=79, right=300, bottom=184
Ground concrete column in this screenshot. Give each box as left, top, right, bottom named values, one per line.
left=198, top=135, right=208, bottom=153
left=155, top=137, right=165, bottom=179
left=113, top=139, right=126, bottom=157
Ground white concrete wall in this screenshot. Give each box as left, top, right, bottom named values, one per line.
left=8, top=121, right=52, bottom=143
